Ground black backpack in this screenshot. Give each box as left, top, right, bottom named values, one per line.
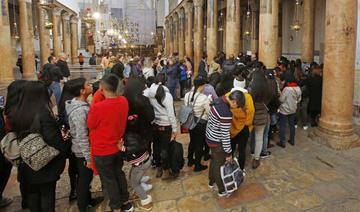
left=169, top=140, right=184, bottom=174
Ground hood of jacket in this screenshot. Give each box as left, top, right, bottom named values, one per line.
left=232, top=78, right=248, bottom=92
left=148, top=83, right=170, bottom=99
left=65, top=98, right=90, bottom=117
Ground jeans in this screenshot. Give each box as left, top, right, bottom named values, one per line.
left=262, top=119, right=270, bottom=154
left=188, top=122, right=207, bottom=167
left=153, top=127, right=172, bottom=170
left=27, top=181, right=57, bottom=212
left=230, top=126, right=249, bottom=169
left=129, top=159, right=151, bottom=200
left=209, top=145, right=226, bottom=193
left=252, top=125, right=266, bottom=160
left=270, top=113, right=279, bottom=126
left=250, top=124, right=269, bottom=156
left=94, top=152, right=129, bottom=210
left=279, top=113, right=296, bottom=143
left=76, top=157, right=93, bottom=211
left=0, top=152, right=12, bottom=199
left=48, top=82, right=61, bottom=106
left=168, top=79, right=179, bottom=99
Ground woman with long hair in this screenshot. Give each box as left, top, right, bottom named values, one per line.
left=248, top=70, right=274, bottom=169
left=148, top=73, right=178, bottom=179
left=9, top=81, right=68, bottom=212
left=184, top=75, right=210, bottom=172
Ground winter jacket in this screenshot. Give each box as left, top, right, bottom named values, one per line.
left=56, top=60, right=70, bottom=77
left=123, top=132, right=149, bottom=164
left=89, top=56, right=97, bottom=65
left=130, top=64, right=140, bottom=77
left=66, top=98, right=91, bottom=162
left=253, top=102, right=269, bottom=126
left=163, top=64, right=179, bottom=88
left=169, top=140, right=184, bottom=174
left=198, top=60, right=208, bottom=77
left=184, top=92, right=210, bottom=121
left=279, top=83, right=302, bottom=115
left=18, top=108, right=67, bottom=184
left=306, top=75, right=322, bottom=112
left=143, top=67, right=155, bottom=79
left=231, top=78, right=248, bottom=93
left=44, top=63, right=63, bottom=82
left=222, top=60, right=236, bottom=74
left=179, top=65, right=187, bottom=81
left=148, top=84, right=177, bottom=132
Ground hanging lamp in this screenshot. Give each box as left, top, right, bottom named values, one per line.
left=244, top=0, right=251, bottom=36
left=291, top=0, right=301, bottom=31
left=11, top=0, right=19, bottom=39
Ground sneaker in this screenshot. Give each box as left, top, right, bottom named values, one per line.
left=121, top=202, right=134, bottom=212
left=194, top=164, right=208, bottom=172
left=208, top=182, right=215, bottom=189
left=260, top=151, right=271, bottom=159
left=141, top=176, right=150, bottom=183
left=303, top=126, right=309, bottom=130
left=250, top=152, right=254, bottom=157
left=0, top=197, right=13, bottom=208
left=138, top=195, right=152, bottom=211
left=141, top=183, right=153, bottom=192
left=218, top=191, right=226, bottom=197
left=252, top=159, right=260, bottom=169
left=295, top=125, right=298, bottom=129
left=156, top=167, right=163, bottom=178
left=89, top=196, right=104, bottom=207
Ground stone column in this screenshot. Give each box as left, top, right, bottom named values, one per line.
left=251, top=8, right=259, bottom=55
left=0, top=0, right=14, bottom=85
left=177, top=9, right=185, bottom=59
left=301, top=0, right=315, bottom=63
left=311, top=0, right=360, bottom=149
left=62, top=12, right=72, bottom=58
left=38, top=6, right=51, bottom=67
left=194, top=0, right=204, bottom=76
left=173, top=14, right=179, bottom=54
left=165, top=20, right=170, bottom=56
left=207, top=0, right=218, bottom=63
left=259, top=0, right=278, bottom=69
left=19, top=0, right=35, bottom=80
left=225, top=0, right=241, bottom=58
left=184, top=2, right=194, bottom=60
left=277, top=2, right=283, bottom=59
left=169, top=17, right=174, bottom=56
left=70, top=17, right=79, bottom=64
left=52, top=7, right=63, bottom=58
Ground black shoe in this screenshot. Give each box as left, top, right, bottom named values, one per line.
left=276, top=142, right=286, bottom=148
left=203, top=154, right=211, bottom=161
left=89, top=196, right=104, bottom=208
left=121, top=202, right=134, bottom=212
left=194, top=164, right=208, bottom=172
left=69, top=191, right=77, bottom=202
left=260, top=151, right=271, bottom=159
left=0, top=197, right=13, bottom=208
left=288, top=140, right=295, bottom=146
left=187, top=158, right=195, bottom=167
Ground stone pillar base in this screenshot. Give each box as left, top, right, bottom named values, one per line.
left=309, top=127, right=360, bottom=150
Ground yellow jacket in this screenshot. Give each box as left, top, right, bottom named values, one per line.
left=225, top=92, right=255, bottom=138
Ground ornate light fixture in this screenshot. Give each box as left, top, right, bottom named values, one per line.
left=44, top=10, right=53, bottom=29
left=11, top=0, right=19, bottom=39
left=291, top=0, right=302, bottom=31
left=39, top=0, right=53, bottom=10
left=218, top=11, right=224, bottom=31
left=244, top=0, right=251, bottom=36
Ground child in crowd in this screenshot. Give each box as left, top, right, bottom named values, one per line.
left=87, top=74, right=133, bottom=212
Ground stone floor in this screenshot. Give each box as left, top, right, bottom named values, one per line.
left=2, top=101, right=360, bottom=212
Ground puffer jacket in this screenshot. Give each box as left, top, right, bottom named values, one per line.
left=279, top=83, right=302, bottom=115
left=65, top=98, right=91, bottom=162
left=253, top=102, right=268, bottom=126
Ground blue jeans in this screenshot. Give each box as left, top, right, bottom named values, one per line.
left=48, top=82, right=61, bottom=106
left=168, top=79, right=179, bottom=100
left=250, top=119, right=270, bottom=155
left=279, top=113, right=296, bottom=143
left=270, top=112, right=279, bottom=126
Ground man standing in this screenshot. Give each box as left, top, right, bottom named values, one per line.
left=89, top=53, right=97, bottom=79
left=45, top=56, right=63, bottom=106
left=57, top=52, right=71, bottom=82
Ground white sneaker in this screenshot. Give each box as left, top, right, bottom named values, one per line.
left=295, top=125, right=298, bottom=129
left=141, top=176, right=150, bottom=183
left=138, top=195, right=153, bottom=211
left=141, top=183, right=153, bottom=192
left=303, top=126, right=309, bottom=130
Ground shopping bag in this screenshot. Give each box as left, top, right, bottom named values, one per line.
left=220, top=158, right=245, bottom=197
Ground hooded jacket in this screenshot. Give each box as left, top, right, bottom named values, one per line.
left=231, top=78, right=248, bottom=93
left=148, top=84, right=177, bottom=132
left=279, top=83, right=302, bottom=115
left=66, top=98, right=91, bottom=162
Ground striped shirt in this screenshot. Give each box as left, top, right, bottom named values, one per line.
left=205, top=96, right=233, bottom=155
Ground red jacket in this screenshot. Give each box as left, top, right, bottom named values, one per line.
left=87, top=96, right=129, bottom=156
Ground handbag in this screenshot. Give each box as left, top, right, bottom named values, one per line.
left=19, top=133, right=59, bottom=171
left=177, top=92, right=205, bottom=130
left=220, top=158, right=245, bottom=197
left=0, top=132, right=22, bottom=166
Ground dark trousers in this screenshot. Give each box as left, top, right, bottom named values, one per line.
left=0, top=152, right=12, bottom=199
left=153, top=127, right=172, bottom=170
left=188, top=122, right=206, bottom=167
left=179, top=80, right=186, bottom=98
left=209, top=145, right=226, bottom=193
left=279, top=113, right=296, bottom=143
left=27, top=181, right=57, bottom=212
left=76, top=157, right=93, bottom=211
left=231, top=126, right=249, bottom=170
left=309, top=110, right=320, bottom=126
left=94, top=152, right=128, bottom=210
left=68, top=153, right=78, bottom=194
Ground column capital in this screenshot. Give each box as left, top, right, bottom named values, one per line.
left=193, top=0, right=204, bottom=7
left=177, top=9, right=185, bottom=19
left=184, top=2, right=194, bottom=13
left=173, top=13, right=179, bottom=21
left=62, top=12, right=71, bottom=21
left=53, top=7, right=63, bottom=16
left=70, top=16, right=79, bottom=24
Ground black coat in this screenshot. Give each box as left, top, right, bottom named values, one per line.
left=222, top=60, right=236, bottom=74
left=18, top=109, right=68, bottom=184
left=111, top=62, right=124, bottom=79
left=306, top=75, right=323, bottom=112
left=198, top=60, right=207, bottom=76
left=44, top=63, right=63, bottom=82
left=56, top=60, right=70, bottom=77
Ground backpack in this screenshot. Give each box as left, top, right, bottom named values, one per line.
left=169, top=140, right=184, bottom=174
left=37, top=68, right=51, bottom=87
left=177, top=93, right=205, bottom=130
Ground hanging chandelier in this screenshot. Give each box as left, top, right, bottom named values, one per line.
left=244, top=0, right=251, bottom=36
left=218, top=11, right=224, bottom=31
left=291, top=0, right=302, bottom=31
left=39, top=0, right=53, bottom=10
left=11, top=0, right=19, bottom=39
left=44, top=10, right=53, bottom=29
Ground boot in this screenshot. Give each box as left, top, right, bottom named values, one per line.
left=69, top=189, right=77, bottom=202
left=138, top=195, right=152, bottom=211
left=276, top=141, right=286, bottom=148
left=156, top=167, right=163, bottom=178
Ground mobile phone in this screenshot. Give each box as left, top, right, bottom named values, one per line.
left=0, top=96, right=4, bottom=109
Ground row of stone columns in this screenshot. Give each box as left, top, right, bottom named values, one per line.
left=0, top=1, right=79, bottom=83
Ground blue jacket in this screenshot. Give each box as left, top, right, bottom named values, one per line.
left=179, top=65, right=187, bottom=81
left=163, top=64, right=179, bottom=88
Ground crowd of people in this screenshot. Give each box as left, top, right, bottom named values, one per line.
left=0, top=49, right=323, bottom=212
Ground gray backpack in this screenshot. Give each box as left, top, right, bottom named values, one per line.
left=178, top=93, right=205, bottom=130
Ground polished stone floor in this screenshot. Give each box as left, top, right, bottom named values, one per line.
left=2, top=102, right=360, bottom=212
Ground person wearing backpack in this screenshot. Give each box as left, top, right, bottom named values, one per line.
left=9, top=81, right=68, bottom=212
left=184, top=76, right=210, bottom=172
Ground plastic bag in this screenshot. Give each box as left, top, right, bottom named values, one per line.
left=220, top=158, right=245, bottom=197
